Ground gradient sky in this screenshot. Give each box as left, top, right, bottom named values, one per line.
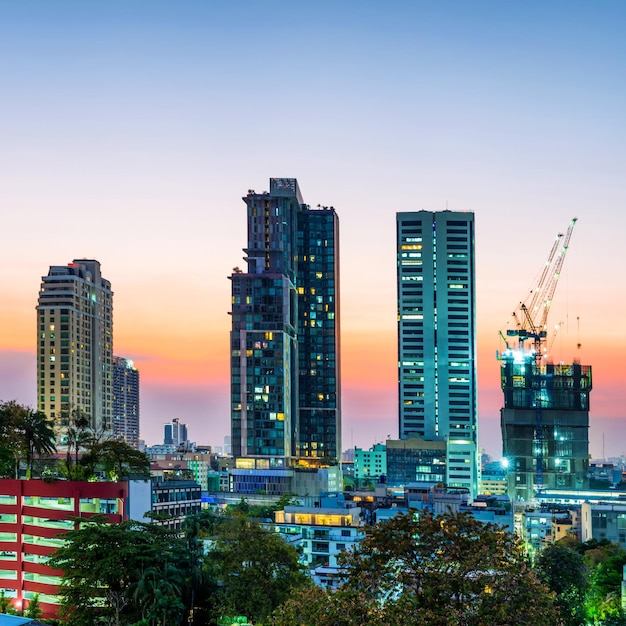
left=1, top=1, right=625, bottom=459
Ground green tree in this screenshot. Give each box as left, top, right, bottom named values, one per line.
left=274, top=510, right=558, bottom=626
left=49, top=517, right=188, bottom=626
left=535, top=542, right=589, bottom=625
left=62, top=409, right=91, bottom=480
left=205, top=517, right=310, bottom=624
left=0, top=400, right=56, bottom=478
left=81, top=439, right=151, bottom=481
left=581, top=541, right=626, bottom=625
left=17, top=407, right=57, bottom=477
left=25, top=593, right=43, bottom=619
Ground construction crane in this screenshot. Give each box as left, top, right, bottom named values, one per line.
left=503, top=217, right=577, bottom=491
left=507, top=217, right=577, bottom=363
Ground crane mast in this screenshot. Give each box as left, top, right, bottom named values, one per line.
left=501, top=218, right=577, bottom=492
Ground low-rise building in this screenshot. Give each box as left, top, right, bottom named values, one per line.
left=0, top=478, right=151, bottom=618
left=273, top=493, right=365, bottom=587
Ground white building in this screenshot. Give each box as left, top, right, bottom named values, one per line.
left=274, top=494, right=364, bottom=587
left=396, top=212, right=478, bottom=497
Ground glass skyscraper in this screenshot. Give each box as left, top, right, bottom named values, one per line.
left=230, top=178, right=340, bottom=464
left=396, top=211, right=478, bottom=496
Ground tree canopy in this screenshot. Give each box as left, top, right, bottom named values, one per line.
left=0, top=400, right=56, bottom=478
left=273, top=510, right=559, bottom=626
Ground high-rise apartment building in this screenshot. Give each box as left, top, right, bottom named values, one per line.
left=396, top=211, right=478, bottom=497
left=113, top=356, right=140, bottom=448
left=37, top=259, right=113, bottom=437
left=230, top=178, right=340, bottom=464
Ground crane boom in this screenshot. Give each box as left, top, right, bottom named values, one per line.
left=538, top=218, right=577, bottom=331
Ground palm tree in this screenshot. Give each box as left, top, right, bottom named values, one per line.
left=0, top=401, right=56, bottom=478
left=134, top=564, right=185, bottom=626
left=20, top=409, right=56, bottom=478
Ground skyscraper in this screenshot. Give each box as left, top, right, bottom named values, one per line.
left=37, top=259, right=113, bottom=437
left=113, top=356, right=140, bottom=449
left=396, top=211, right=478, bottom=496
left=230, top=178, right=340, bottom=464
left=164, top=417, right=188, bottom=449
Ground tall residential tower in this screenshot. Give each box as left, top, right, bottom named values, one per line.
left=37, top=259, right=113, bottom=437
left=396, top=211, right=478, bottom=496
left=229, top=178, right=340, bottom=465
left=113, top=356, right=140, bottom=448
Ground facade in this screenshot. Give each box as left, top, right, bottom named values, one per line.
left=386, top=438, right=446, bottom=487
left=230, top=178, right=340, bottom=464
left=164, top=418, right=188, bottom=449
left=500, top=353, right=591, bottom=502
left=37, top=259, right=113, bottom=437
left=396, top=212, right=478, bottom=497
left=112, top=356, right=140, bottom=448
left=273, top=494, right=364, bottom=587
left=581, top=502, right=626, bottom=548
left=151, top=480, right=202, bottom=530
left=0, top=478, right=150, bottom=619
left=354, top=443, right=387, bottom=485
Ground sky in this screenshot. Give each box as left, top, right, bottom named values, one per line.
left=1, top=1, right=625, bottom=459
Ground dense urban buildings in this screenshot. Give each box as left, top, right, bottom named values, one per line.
left=229, top=178, right=340, bottom=465
left=396, top=211, right=478, bottom=497
left=36, top=259, right=113, bottom=438
left=112, top=356, right=140, bottom=449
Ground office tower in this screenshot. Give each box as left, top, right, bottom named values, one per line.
left=230, top=178, right=340, bottom=464
left=164, top=417, right=188, bottom=449
left=37, top=259, right=113, bottom=436
left=396, top=211, right=478, bottom=497
left=113, top=356, right=140, bottom=449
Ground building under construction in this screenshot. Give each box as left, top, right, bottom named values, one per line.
left=500, top=352, right=591, bottom=501
left=499, top=218, right=592, bottom=502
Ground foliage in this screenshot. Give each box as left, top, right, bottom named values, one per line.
left=80, top=439, right=151, bottom=481
left=274, top=510, right=558, bottom=626
left=49, top=518, right=191, bottom=626
left=205, top=516, right=310, bottom=624
left=25, top=592, right=43, bottom=619
left=580, top=540, right=626, bottom=625
left=0, top=400, right=56, bottom=478
left=535, top=542, right=589, bottom=625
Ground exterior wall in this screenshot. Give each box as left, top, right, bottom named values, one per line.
left=151, top=480, right=201, bottom=530
left=37, top=259, right=113, bottom=436
left=501, top=354, right=591, bottom=502
left=396, top=212, right=478, bottom=497
left=581, top=502, right=626, bottom=548
left=386, top=438, right=446, bottom=487
left=354, top=444, right=387, bottom=482
left=113, top=356, right=140, bottom=448
left=274, top=504, right=364, bottom=586
left=230, top=179, right=340, bottom=465
left=297, top=207, right=341, bottom=463
left=0, top=479, right=132, bottom=618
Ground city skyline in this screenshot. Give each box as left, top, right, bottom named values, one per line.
left=1, top=2, right=625, bottom=458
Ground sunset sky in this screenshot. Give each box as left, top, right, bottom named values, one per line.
left=1, top=1, right=625, bottom=459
